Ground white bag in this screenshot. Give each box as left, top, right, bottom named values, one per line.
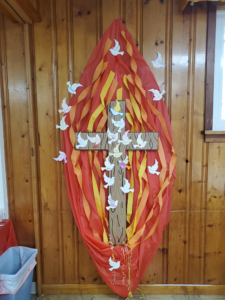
left=0, top=247, right=37, bottom=294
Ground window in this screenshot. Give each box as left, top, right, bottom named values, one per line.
left=0, top=97, right=8, bottom=219
left=204, top=3, right=225, bottom=142
left=213, top=10, right=225, bottom=131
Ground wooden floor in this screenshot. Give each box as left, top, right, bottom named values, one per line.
left=30, top=296, right=225, bottom=300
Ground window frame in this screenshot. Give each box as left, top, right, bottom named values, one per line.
left=204, top=2, right=225, bottom=142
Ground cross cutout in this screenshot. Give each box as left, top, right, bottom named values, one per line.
left=74, top=100, right=158, bottom=245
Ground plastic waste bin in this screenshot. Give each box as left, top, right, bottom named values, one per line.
left=0, top=247, right=38, bottom=300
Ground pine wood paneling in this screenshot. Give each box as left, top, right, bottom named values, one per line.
left=33, top=0, right=62, bottom=284
left=168, top=0, right=190, bottom=284
left=188, top=2, right=207, bottom=284
left=1, top=0, right=225, bottom=295
left=4, top=17, right=35, bottom=247
left=142, top=0, right=167, bottom=285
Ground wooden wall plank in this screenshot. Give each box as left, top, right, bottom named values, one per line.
left=24, top=23, right=42, bottom=294
left=0, top=15, right=15, bottom=223
left=102, top=0, right=120, bottom=34
left=142, top=0, right=167, bottom=285
left=205, top=143, right=225, bottom=284
left=188, top=2, right=207, bottom=284
left=125, top=0, right=137, bottom=44
left=4, top=16, right=35, bottom=247
left=168, top=0, right=190, bottom=284
left=73, top=0, right=98, bottom=82
left=73, top=0, right=100, bottom=284
left=143, top=0, right=166, bottom=90
left=55, top=0, right=75, bottom=284
left=33, top=0, right=61, bottom=284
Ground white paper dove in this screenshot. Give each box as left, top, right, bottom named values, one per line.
left=106, top=194, right=118, bottom=210
left=109, top=257, right=120, bottom=271
left=148, top=159, right=160, bottom=176
left=109, top=144, right=123, bottom=158
left=58, top=97, right=72, bottom=114
left=107, top=128, right=118, bottom=144
left=133, top=133, right=147, bottom=148
left=67, top=81, right=83, bottom=94
left=149, top=89, right=166, bottom=101
left=103, top=172, right=115, bottom=188
left=87, top=134, right=101, bottom=148
left=110, top=39, right=124, bottom=56
left=76, top=133, right=88, bottom=149
left=111, top=118, right=125, bottom=133
left=118, top=130, right=132, bottom=145
left=151, top=52, right=166, bottom=69
left=120, top=178, right=134, bottom=194
left=56, top=116, right=69, bottom=131
left=101, top=156, right=115, bottom=171
left=53, top=151, right=67, bottom=163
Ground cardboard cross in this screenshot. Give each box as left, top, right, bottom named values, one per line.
left=74, top=101, right=158, bottom=245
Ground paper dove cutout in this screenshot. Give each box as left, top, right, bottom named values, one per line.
left=149, top=89, right=166, bottom=101
left=56, top=116, right=69, bottom=131
left=106, top=194, right=118, bottom=210
left=87, top=134, right=101, bottom=148
left=109, top=257, right=120, bottom=271
left=53, top=151, right=67, bottom=163
left=76, top=132, right=88, bottom=149
left=58, top=98, right=72, bottom=114
left=111, top=118, right=125, bottom=133
left=133, top=133, right=147, bottom=148
left=101, top=156, right=115, bottom=171
left=107, top=128, right=118, bottom=144
left=109, top=100, right=123, bottom=116
left=118, top=154, right=131, bottom=169
left=118, top=130, right=132, bottom=145
left=148, top=159, right=160, bottom=175
left=151, top=52, right=166, bottom=69
left=109, top=144, right=123, bottom=158
left=120, top=178, right=134, bottom=194
left=103, top=172, right=115, bottom=188
left=67, top=81, right=83, bottom=94
left=110, top=39, right=124, bottom=56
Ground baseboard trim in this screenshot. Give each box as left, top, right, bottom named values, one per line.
left=41, top=284, right=225, bottom=295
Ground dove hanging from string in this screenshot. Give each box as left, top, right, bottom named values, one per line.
left=58, top=98, right=72, bottom=114
left=151, top=51, right=166, bottom=69
left=53, top=151, right=67, bottom=163
left=56, top=116, right=69, bottom=131
left=149, top=89, right=166, bottom=101
left=67, top=81, right=83, bottom=94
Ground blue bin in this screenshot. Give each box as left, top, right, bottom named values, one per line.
left=0, top=247, right=37, bottom=300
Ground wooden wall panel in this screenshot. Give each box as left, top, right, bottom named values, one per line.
left=3, top=17, right=35, bottom=247
left=142, top=0, right=166, bottom=285
left=188, top=2, right=207, bottom=284
left=1, top=0, right=225, bottom=294
left=168, top=0, right=190, bottom=284
left=33, top=0, right=62, bottom=284
left=206, top=143, right=225, bottom=284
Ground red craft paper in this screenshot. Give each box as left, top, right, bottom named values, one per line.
left=0, top=220, right=18, bottom=255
